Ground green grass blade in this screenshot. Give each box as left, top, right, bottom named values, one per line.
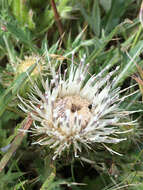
left=0, top=116, right=33, bottom=172
left=40, top=157, right=56, bottom=190
left=86, top=25, right=119, bottom=63
left=114, top=41, right=143, bottom=87
left=92, top=0, right=101, bottom=36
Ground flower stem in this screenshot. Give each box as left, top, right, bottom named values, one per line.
left=50, top=0, right=65, bottom=45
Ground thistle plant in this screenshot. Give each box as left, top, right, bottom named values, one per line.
left=16, top=55, right=43, bottom=77
left=18, top=54, right=135, bottom=160
left=13, top=55, right=45, bottom=97
left=1, top=1, right=143, bottom=189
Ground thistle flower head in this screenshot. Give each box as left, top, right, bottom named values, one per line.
left=16, top=55, right=43, bottom=77
left=19, top=55, right=135, bottom=160
left=15, top=55, right=45, bottom=97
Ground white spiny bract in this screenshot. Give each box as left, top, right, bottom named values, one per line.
left=19, top=56, right=134, bottom=160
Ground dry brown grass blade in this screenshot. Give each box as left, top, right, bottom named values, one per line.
left=139, top=1, right=143, bottom=27
left=134, top=63, right=143, bottom=80
left=132, top=75, right=143, bottom=86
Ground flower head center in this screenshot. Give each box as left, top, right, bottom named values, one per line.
left=71, top=103, right=81, bottom=113
left=53, top=95, right=92, bottom=128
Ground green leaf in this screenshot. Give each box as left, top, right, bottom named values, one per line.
left=86, top=25, right=120, bottom=63
left=114, top=41, right=143, bottom=87
left=6, top=22, right=37, bottom=52
left=11, top=0, right=35, bottom=30
left=72, top=27, right=87, bottom=49
left=92, top=0, right=101, bottom=37
left=103, top=0, right=133, bottom=32
left=3, top=34, right=17, bottom=65
left=40, top=156, right=56, bottom=190
left=79, top=4, right=96, bottom=35
left=100, top=0, right=111, bottom=13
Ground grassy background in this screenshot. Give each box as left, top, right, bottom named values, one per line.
left=0, top=0, right=143, bottom=189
